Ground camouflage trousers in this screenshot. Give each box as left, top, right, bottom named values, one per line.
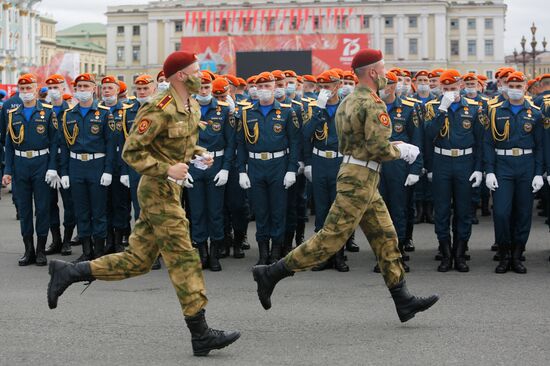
left=285, top=163, right=405, bottom=288
left=90, top=176, right=208, bottom=317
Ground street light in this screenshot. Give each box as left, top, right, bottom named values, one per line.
left=520, top=35, right=527, bottom=74
left=531, top=22, right=537, bottom=77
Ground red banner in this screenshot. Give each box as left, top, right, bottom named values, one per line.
left=180, top=33, right=369, bottom=76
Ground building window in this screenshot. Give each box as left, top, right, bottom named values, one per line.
left=84, top=63, right=88, bottom=73
left=117, top=26, right=124, bottom=35
left=220, top=19, right=227, bottom=32
left=385, top=38, right=394, bottom=55
left=268, top=17, right=276, bottom=31
left=409, top=38, right=418, bottom=55
left=175, top=21, right=183, bottom=32
left=361, top=15, right=369, bottom=29
left=384, top=16, right=393, bottom=28
left=485, top=39, right=494, bottom=56
left=408, top=16, right=417, bottom=28
left=290, top=17, right=298, bottom=30
left=199, top=19, right=206, bottom=32
left=132, top=45, right=140, bottom=62
left=450, top=40, right=459, bottom=56
left=467, top=40, right=476, bottom=56
left=174, top=42, right=181, bottom=51
left=450, top=18, right=458, bottom=30
left=92, top=64, right=95, bottom=73
left=132, top=25, right=140, bottom=36
left=313, top=16, right=320, bottom=30
left=117, top=75, right=125, bottom=82
left=486, top=70, right=493, bottom=79
left=485, top=18, right=493, bottom=30
left=337, top=15, right=347, bottom=30
left=117, top=46, right=124, bottom=62
left=467, top=18, right=476, bottom=30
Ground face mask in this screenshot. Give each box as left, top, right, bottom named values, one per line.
left=274, top=87, right=286, bottom=99
left=417, top=84, right=430, bottom=93
left=158, top=82, right=170, bottom=92
left=102, top=95, right=117, bottom=105
left=74, top=91, right=93, bottom=103
left=248, top=86, right=258, bottom=99
left=375, top=73, right=388, bottom=91
left=498, top=86, right=508, bottom=94
left=464, top=87, right=477, bottom=95
left=379, top=89, right=388, bottom=100
left=431, top=87, right=441, bottom=97
left=20, top=92, right=35, bottom=103
left=258, top=89, right=273, bottom=103
left=395, top=82, right=404, bottom=94
left=184, top=75, right=201, bottom=94
left=48, top=89, right=62, bottom=101
left=507, top=89, right=524, bottom=101
left=195, top=94, right=212, bottom=104
left=137, top=96, right=151, bottom=105
left=340, top=85, right=355, bottom=98
left=285, top=83, right=296, bottom=95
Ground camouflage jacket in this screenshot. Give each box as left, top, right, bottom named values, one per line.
left=335, top=85, right=401, bottom=163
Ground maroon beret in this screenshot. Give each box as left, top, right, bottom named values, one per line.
left=163, top=51, right=199, bottom=79
left=351, top=49, right=383, bottom=70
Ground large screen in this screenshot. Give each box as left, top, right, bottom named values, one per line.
left=236, top=51, right=311, bottom=78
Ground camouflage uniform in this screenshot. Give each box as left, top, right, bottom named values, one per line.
left=89, top=86, right=208, bottom=317
left=285, top=85, right=406, bottom=288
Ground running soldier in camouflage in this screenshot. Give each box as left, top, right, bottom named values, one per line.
left=47, top=51, right=240, bottom=357
left=253, top=49, right=439, bottom=323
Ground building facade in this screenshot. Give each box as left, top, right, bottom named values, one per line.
left=39, top=14, right=56, bottom=67
left=55, top=23, right=107, bottom=76
left=106, top=0, right=506, bottom=83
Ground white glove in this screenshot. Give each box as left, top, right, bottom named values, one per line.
left=297, top=161, right=305, bottom=175
left=120, top=175, right=130, bottom=188
left=316, top=89, right=331, bottom=109
left=184, top=173, right=194, bottom=188
left=304, top=165, right=312, bottom=182
left=547, top=175, right=550, bottom=186
left=61, top=176, right=70, bottom=189
left=226, top=95, right=235, bottom=113
left=100, top=173, right=113, bottom=187
left=283, top=171, right=296, bottom=189
left=485, top=173, right=499, bottom=191
left=427, top=172, right=433, bottom=182
left=213, top=169, right=229, bottom=187
left=469, top=171, right=483, bottom=188
left=45, top=169, right=58, bottom=184
left=395, top=143, right=420, bottom=164
left=239, top=172, right=251, bottom=189
left=532, top=175, right=544, bottom=193
left=51, top=175, right=61, bottom=189
left=404, top=174, right=420, bottom=186
left=438, top=91, right=455, bottom=112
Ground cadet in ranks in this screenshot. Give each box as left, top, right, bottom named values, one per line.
left=339, top=71, right=357, bottom=100
left=302, top=70, right=348, bottom=272
left=187, top=74, right=237, bottom=271
left=428, top=69, right=444, bottom=97
left=295, top=75, right=304, bottom=100
left=533, top=74, right=550, bottom=107
left=543, top=98, right=550, bottom=261
left=484, top=72, right=544, bottom=274
left=301, top=75, right=318, bottom=100
left=424, top=70, right=484, bottom=273
left=237, top=71, right=300, bottom=265
left=2, top=74, right=60, bottom=266
left=156, top=70, right=170, bottom=93
left=235, top=77, right=247, bottom=102
left=59, top=73, right=117, bottom=262
left=246, top=76, right=259, bottom=102
left=44, top=74, right=76, bottom=256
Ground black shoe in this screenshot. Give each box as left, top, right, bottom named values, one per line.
left=437, top=239, right=452, bottom=272
left=151, top=256, right=161, bottom=270
left=60, top=226, right=73, bottom=256
left=373, top=263, right=381, bottom=273
left=491, top=243, right=498, bottom=252
left=510, top=245, right=527, bottom=274
left=282, top=231, right=294, bottom=257
left=404, top=238, right=415, bottom=252
left=334, top=248, right=350, bottom=272
left=401, top=258, right=410, bottom=272
left=471, top=203, right=479, bottom=225
left=196, top=241, right=209, bottom=269
left=73, top=237, right=94, bottom=263
left=295, top=221, right=305, bottom=247
left=256, top=240, right=270, bottom=265
left=398, top=239, right=409, bottom=262
left=47, top=260, right=94, bottom=309
left=252, top=259, right=294, bottom=310
left=35, top=236, right=48, bottom=266
left=209, top=241, right=222, bottom=272
left=495, top=244, right=509, bottom=274
left=45, top=227, right=62, bottom=255
left=220, top=231, right=233, bottom=258
left=389, top=280, right=439, bottom=323
left=104, top=228, right=115, bottom=254
left=453, top=240, right=469, bottom=272
left=70, top=235, right=80, bottom=246
left=424, top=202, right=434, bottom=224
left=19, top=236, right=36, bottom=266
left=312, top=258, right=334, bottom=271
left=345, top=232, right=359, bottom=252
left=269, top=240, right=283, bottom=263
left=241, top=233, right=250, bottom=250
left=121, top=234, right=129, bottom=247
left=232, top=230, right=245, bottom=259
left=185, top=309, right=240, bottom=357
left=414, top=201, right=424, bottom=224
left=93, top=237, right=106, bottom=259
left=109, top=229, right=125, bottom=254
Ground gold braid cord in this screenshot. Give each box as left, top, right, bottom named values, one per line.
left=439, top=117, right=450, bottom=138
left=315, top=122, right=328, bottom=143
left=490, top=107, right=509, bottom=141
left=242, top=109, right=259, bottom=145
left=7, top=112, right=24, bottom=145
left=62, top=111, right=79, bottom=146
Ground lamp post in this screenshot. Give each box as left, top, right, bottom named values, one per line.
left=530, top=22, right=537, bottom=78
left=513, top=48, right=518, bottom=69
left=520, top=35, right=527, bottom=74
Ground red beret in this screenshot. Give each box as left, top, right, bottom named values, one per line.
left=271, top=70, right=286, bottom=81
left=224, top=74, right=239, bottom=87
left=385, top=71, right=398, bottom=84
left=351, top=49, right=383, bottom=70
left=212, top=78, right=230, bottom=95
left=118, top=81, right=128, bottom=95
left=62, top=93, right=73, bottom=101
left=284, top=70, right=297, bottom=78
left=539, top=73, right=550, bottom=81
left=527, top=79, right=537, bottom=89
left=388, top=67, right=402, bottom=76
left=401, top=69, right=411, bottom=78
left=156, top=70, right=165, bottom=81
left=342, top=71, right=355, bottom=81
left=477, top=75, right=488, bottom=82
left=18, top=73, right=37, bottom=85
left=507, top=72, right=526, bottom=83
left=462, top=73, right=477, bottom=82
left=45, top=74, right=65, bottom=85
left=201, top=71, right=213, bottom=84
left=247, top=75, right=257, bottom=85
left=316, top=70, right=340, bottom=84
left=74, top=73, right=95, bottom=85
left=496, top=67, right=515, bottom=79
left=237, top=77, right=247, bottom=86
left=303, top=75, right=317, bottom=83
left=296, top=76, right=303, bottom=83
left=331, top=68, right=344, bottom=79
left=439, top=70, right=461, bottom=85
left=415, top=70, right=429, bottom=78
left=134, top=74, right=154, bottom=85
left=163, top=51, right=198, bottom=79
left=255, top=72, right=275, bottom=84
left=101, top=75, right=119, bottom=85
left=428, top=69, right=443, bottom=79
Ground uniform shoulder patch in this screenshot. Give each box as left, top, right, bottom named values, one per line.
left=481, top=96, right=490, bottom=101
left=309, top=101, right=318, bottom=107
left=527, top=101, right=541, bottom=110
left=291, top=110, right=299, bottom=128
left=406, top=97, right=421, bottom=103
left=426, top=100, right=440, bottom=105
left=217, top=100, right=229, bottom=107
left=41, top=103, right=53, bottom=109
left=489, top=101, right=503, bottom=109
left=292, top=100, right=303, bottom=107
left=401, top=100, right=415, bottom=107
left=237, top=101, right=251, bottom=107
left=488, top=96, right=500, bottom=105
left=7, top=107, right=19, bottom=114
left=242, top=104, right=253, bottom=111
left=280, top=103, right=292, bottom=108
left=122, top=103, right=135, bottom=109
left=544, top=117, right=550, bottom=129
left=464, top=98, right=479, bottom=105
left=156, top=95, right=173, bottom=110
left=98, top=105, right=110, bottom=111
left=137, top=119, right=152, bottom=134
left=378, top=112, right=391, bottom=126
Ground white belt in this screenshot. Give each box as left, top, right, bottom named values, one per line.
left=249, top=149, right=287, bottom=161
left=167, top=176, right=184, bottom=186
left=208, top=149, right=224, bottom=158
left=495, top=148, right=533, bottom=156
left=313, top=147, right=343, bottom=159
left=434, top=147, right=473, bottom=157
left=343, top=155, right=381, bottom=172
left=70, top=152, right=106, bottom=161
left=14, top=148, right=49, bottom=158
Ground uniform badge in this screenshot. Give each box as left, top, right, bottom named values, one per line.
left=412, top=111, right=419, bottom=127
left=523, top=122, right=533, bottom=133
left=118, top=110, right=123, bottom=117
left=116, top=121, right=122, bottom=131
left=527, top=109, right=532, bottom=117
left=229, top=114, right=236, bottom=129
left=393, top=123, right=404, bottom=133
left=90, top=124, right=100, bottom=134
left=292, top=111, right=299, bottom=128
left=40, top=110, right=45, bottom=119
left=212, top=121, right=222, bottom=132
left=36, top=124, right=46, bottom=134
left=462, top=120, right=472, bottom=129
left=396, top=108, right=402, bottom=118
left=273, top=123, right=283, bottom=133
left=52, top=115, right=58, bottom=130
left=137, top=119, right=151, bottom=134
left=199, top=120, right=208, bottom=130
left=378, top=112, right=391, bottom=127
left=95, top=111, right=100, bottom=120
left=544, top=117, right=550, bottom=129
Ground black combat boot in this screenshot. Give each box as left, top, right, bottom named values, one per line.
left=220, top=230, right=232, bottom=258
left=398, top=239, right=410, bottom=262
left=312, top=257, right=334, bottom=271
left=282, top=231, right=294, bottom=257
left=404, top=238, right=415, bottom=252
left=437, top=239, right=452, bottom=272
left=209, top=240, right=222, bottom=272
left=93, top=237, right=106, bottom=259
left=424, top=202, right=435, bottom=224
left=122, top=227, right=130, bottom=246
left=45, top=226, right=62, bottom=255
left=232, top=230, right=245, bottom=259
left=70, top=234, right=80, bottom=246
left=196, top=241, right=209, bottom=269
left=389, top=280, right=439, bottom=323
left=414, top=201, right=424, bottom=224
left=510, top=244, right=527, bottom=274
left=345, top=232, right=359, bottom=252
left=73, top=237, right=94, bottom=263
left=241, top=233, right=250, bottom=250
left=256, top=240, right=270, bottom=265
left=111, top=229, right=125, bottom=253
left=295, top=221, right=305, bottom=247
left=151, top=256, right=162, bottom=270
left=47, top=259, right=95, bottom=309
left=105, top=228, right=114, bottom=254
left=454, top=240, right=469, bottom=272
left=35, top=236, right=48, bottom=266
left=471, top=203, right=479, bottom=225
left=19, top=236, right=36, bottom=266
left=269, top=240, right=283, bottom=263
left=334, top=248, right=350, bottom=272
left=252, top=259, right=295, bottom=310
left=495, top=244, right=509, bottom=274
left=60, top=226, right=73, bottom=256
left=184, top=309, right=240, bottom=356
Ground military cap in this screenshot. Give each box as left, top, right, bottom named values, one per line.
left=118, top=81, right=128, bottom=95
left=527, top=79, right=537, bottom=90
left=17, top=73, right=37, bottom=85
left=156, top=70, right=165, bottom=81
left=212, top=77, right=230, bottom=95
left=284, top=70, right=297, bottom=78
left=62, top=93, right=73, bottom=101
left=331, top=68, right=344, bottom=79
left=74, top=73, right=95, bottom=85
left=237, top=77, right=247, bottom=86
left=255, top=72, right=275, bottom=84
left=496, top=67, right=515, bottom=79
left=134, top=74, right=154, bottom=85
left=101, top=75, right=119, bottom=85
left=415, top=70, right=429, bottom=78
left=316, top=70, right=340, bottom=84
left=506, top=71, right=526, bottom=83
left=271, top=70, right=286, bottom=81
left=45, top=74, right=65, bottom=85
left=296, top=76, right=303, bottom=83
left=163, top=51, right=198, bottom=78
left=224, top=74, right=239, bottom=87
left=439, top=69, right=461, bottom=85
left=247, top=75, right=257, bottom=84
left=401, top=69, right=412, bottom=78
left=302, top=75, right=317, bottom=83
left=201, top=70, right=213, bottom=84
left=203, top=70, right=216, bottom=81
left=342, top=71, right=356, bottom=81
left=539, top=73, right=550, bottom=81
left=386, top=71, right=399, bottom=84
left=428, top=69, right=443, bottom=79
left=462, top=73, right=477, bottom=82
left=351, top=48, right=383, bottom=70
left=388, top=67, right=402, bottom=76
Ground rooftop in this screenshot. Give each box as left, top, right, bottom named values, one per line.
left=57, top=23, right=106, bottom=37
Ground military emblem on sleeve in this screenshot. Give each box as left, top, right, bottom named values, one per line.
left=36, top=124, right=46, bottom=134
left=378, top=112, right=391, bottom=126
left=229, top=114, right=236, bottom=128
left=273, top=123, right=283, bottom=133
left=462, top=120, right=472, bottom=129
left=90, top=124, right=100, bottom=134
left=523, top=122, right=533, bottom=133
left=292, top=111, right=299, bottom=128
left=108, top=114, right=116, bottom=131
left=544, top=117, right=550, bottom=129
left=137, top=119, right=151, bottom=134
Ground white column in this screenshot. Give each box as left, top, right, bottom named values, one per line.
left=493, top=15, right=504, bottom=62
left=476, top=16, right=484, bottom=62
left=420, top=14, right=429, bottom=59
left=140, top=23, right=147, bottom=67
left=106, top=25, right=117, bottom=66
left=147, top=20, right=158, bottom=65
left=396, top=14, right=405, bottom=59
left=20, top=11, right=28, bottom=61
left=372, top=14, right=381, bottom=49
left=163, top=19, right=171, bottom=60
left=458, top=17, right=467, bottom=61
left=434, top=13, right=446, bottom=61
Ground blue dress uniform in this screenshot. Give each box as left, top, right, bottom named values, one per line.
left=188, top=98, right=236, bottom=270
left=379, top=97, right=423, bottom=272
left=425, top=96, right=484, bottom=272
left=4, top=100, right=58, bottom=266
left=237, top=99, right=300, bottom=264
left=484, top=99, right=544, bottom=273
left=60, top=100, right=117, bottom=261
left=1, top=95, right=23, bottom=216
left=120, top=100, right=141, bottom=220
